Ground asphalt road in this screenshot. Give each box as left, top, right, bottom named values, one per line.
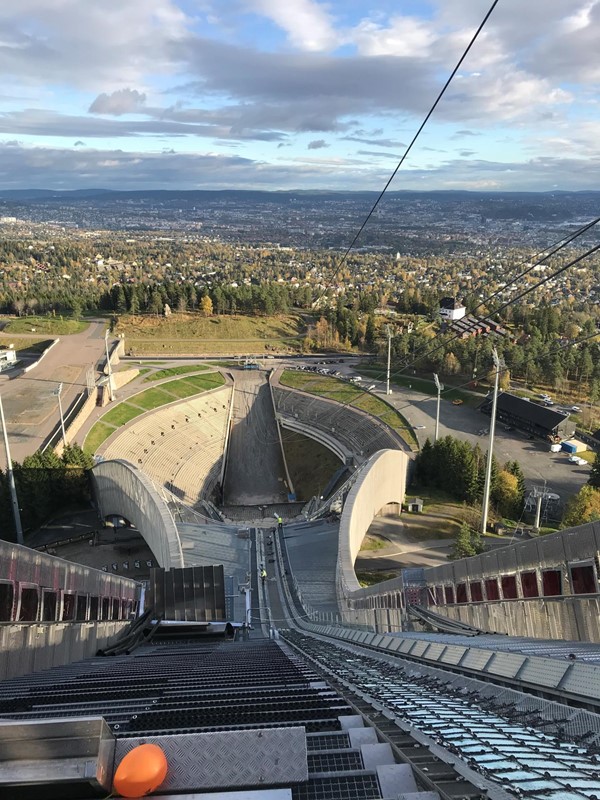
left=0, top=320, right=107, bottom=467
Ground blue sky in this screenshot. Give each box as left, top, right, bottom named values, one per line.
left=0, top=0, right=599, bottom=191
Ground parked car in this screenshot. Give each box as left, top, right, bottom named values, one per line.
left=568, top=455, right=587, bottom=466
left=452, top=399, right=463, bottom=405
left=571, top=405, right=582, bottom=412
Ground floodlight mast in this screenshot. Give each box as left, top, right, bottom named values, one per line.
left=481, top=348, right=501, bottom=537
left=104, top=330, right=114, bottom=402
left=55, top=382, right=66, bottom=447
left=0, top=395, right=23, bottom=545
left=433, top=373, right=443, bottom=442
left=386, top=326, right=392, bottom=396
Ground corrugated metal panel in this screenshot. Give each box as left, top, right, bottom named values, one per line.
left=561, top=664, right=600, bottom=700
left=439, top=644, right=467, bottom=665
left=484, top=652, right=526, bottom=679
left=519, top=657, right=570, bottom=689
left=461, top=648, right=493, bottom=672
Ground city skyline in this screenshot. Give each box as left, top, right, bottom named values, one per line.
left=1, top=1, right=599, bottom=192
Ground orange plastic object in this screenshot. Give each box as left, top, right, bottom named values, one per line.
left=113, top=743, right=168, bottom=798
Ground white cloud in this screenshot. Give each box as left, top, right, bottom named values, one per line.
left=352, top=15, right=437, bottom=58
left=248, top=0, right=338, bottom=51
left=0, top=0, right=188, bottom=88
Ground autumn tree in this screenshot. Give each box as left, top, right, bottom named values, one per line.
left=563, top=485, right=600, bottom=528
left=200, top=295, right=213, bottom=317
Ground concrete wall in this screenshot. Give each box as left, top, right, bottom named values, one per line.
left=0, top=620, right=128, bottom=681
left=112, top=368, right=140, bottom=391
left=278, top=416, right=352, bottom=464
left=92, top=459, right=184, bottom=569
left=435, top=596, right=600, bottom=642
left=336, top=449, right=409, bottom=618
left=54, top=390, right=98, bottom=457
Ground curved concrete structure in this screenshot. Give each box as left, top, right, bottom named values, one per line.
left=92, top=459, right=184, bottom=569
left=336, top=449, right=409, bottom=608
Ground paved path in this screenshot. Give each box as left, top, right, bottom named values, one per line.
left=223, top=369, right=289, bottom=505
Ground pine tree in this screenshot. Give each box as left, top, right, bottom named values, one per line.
left=588, top=453, right=600, bottom=489
left=451, top=522, right=476, bottom=559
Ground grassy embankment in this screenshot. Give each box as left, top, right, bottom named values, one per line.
left=114, top=313, right=307, bottom=355
left=83, top=372, right=225, bottom=454
left=355, top=489, right=476, bottom=587
left=279, top=370, right=418, bottom=451
left=3, top=316, right=88, bottom=335
left=142, top=365, right=210, bottom=382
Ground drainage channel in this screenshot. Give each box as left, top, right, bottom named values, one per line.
left=283, top=630, right=600, bottom=800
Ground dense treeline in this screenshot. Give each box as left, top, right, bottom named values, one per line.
left=0, top=444, right=94, bottom=542
left=390, top=303, right=600, bottom=392
left=415, top=436, right=526, bottom=520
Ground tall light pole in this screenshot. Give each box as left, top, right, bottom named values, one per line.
left=386, top=326, right=393, bottom=396
left=0, top=395, right=23, bottom=545
left=54, top=382, right=66, bottom=447
left=104, top=330, right=114, bottom=402
left=433, top=373, right=443, bottom=442
left=481, top=348, right=501, bottom=537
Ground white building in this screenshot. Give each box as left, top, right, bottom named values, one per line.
left=439, top=297, right=466, bottom=321
left=0, top=348, right=17, bottom=371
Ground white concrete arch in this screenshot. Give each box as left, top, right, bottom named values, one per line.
left=336, top=449, right=409, bottom=603
left=92, top=459, right=184, bottom=569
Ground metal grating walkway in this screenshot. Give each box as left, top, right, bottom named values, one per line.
left=285, top=630, right=600, bottom=800
left=0, top=637, right=393, bottom=800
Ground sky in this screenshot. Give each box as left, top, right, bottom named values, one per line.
left=1, top=0, right=599, bottom=192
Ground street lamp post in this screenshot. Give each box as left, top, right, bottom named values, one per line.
left=54, top=382, right=66, bottom=447
left=0, top=395, right=23, bottom=545
left=481, top=348, right=501, bottom=537
left=105, top=330, right=114, bottom=402
left=433, top=373, right=443, bottom=442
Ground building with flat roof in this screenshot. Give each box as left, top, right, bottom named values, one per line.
left=480, top=392, right=575, bottom=441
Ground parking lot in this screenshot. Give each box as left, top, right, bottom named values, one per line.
left=278, top=358, right=591, bottom=512
left=380, top=383, right=591, bottom=513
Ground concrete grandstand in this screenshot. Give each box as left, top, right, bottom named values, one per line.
left=100, top=384, right=233, bottom=508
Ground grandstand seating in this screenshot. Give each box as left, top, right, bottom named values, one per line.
left=102, top=387, right=232, bottom=507
left=273, top=387, right=402, bottom=459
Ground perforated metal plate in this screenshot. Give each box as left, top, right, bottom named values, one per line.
left=115, top=728, right=308, bottom=791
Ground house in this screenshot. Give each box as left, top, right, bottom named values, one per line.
left=439, top=297, right=466, bottom=321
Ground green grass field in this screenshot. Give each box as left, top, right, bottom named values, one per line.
left=4, top=316, right=88, bottom=335
left=279, top=370, right=418, bottom=450
left=83, top=372, right=226, bottom=454
left=115, top=313, right=306, bottom=354
left=143, top=365, right=209, bottom=382
left=101, top=403, right=145, bottom=427
left=83, top=422, right=118, bottom=455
